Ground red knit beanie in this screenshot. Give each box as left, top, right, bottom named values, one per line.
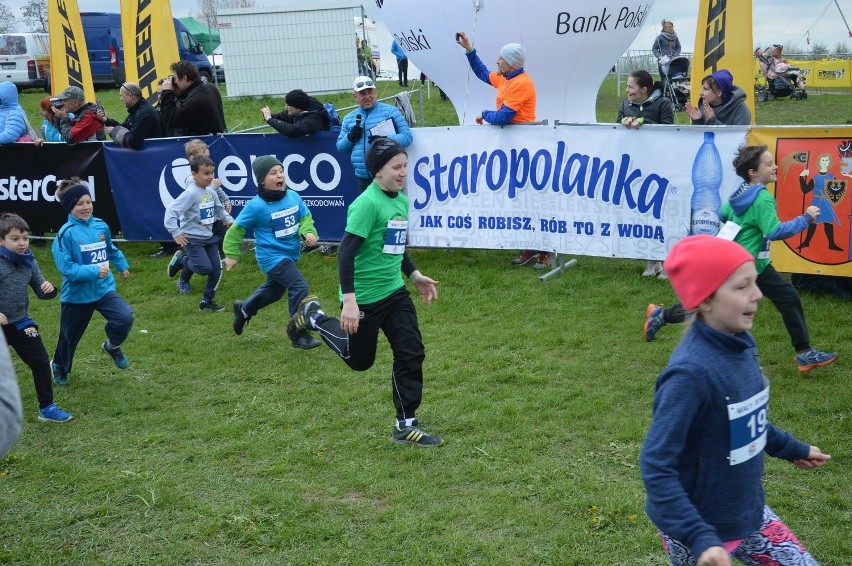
left=664, top=235, right=755, bottom=310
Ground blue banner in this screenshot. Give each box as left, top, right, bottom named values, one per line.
left=102, top=132, right=358, bottom=241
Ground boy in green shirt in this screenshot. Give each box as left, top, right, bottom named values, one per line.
left=288, top=138, right=443, bottom=446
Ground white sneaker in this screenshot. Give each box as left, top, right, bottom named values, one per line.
left=642, top=261, right=662, bottom=277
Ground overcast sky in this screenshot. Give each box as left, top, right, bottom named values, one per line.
left=5, top=0, right=851, bottom=56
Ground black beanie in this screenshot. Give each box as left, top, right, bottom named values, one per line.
left=252, top=155, right=283, bottom=185
left=285, top=89, right=311, bottom=111
left=365, top=138, right=407, bottom=177
left=59, top=183, right=91, bottom=213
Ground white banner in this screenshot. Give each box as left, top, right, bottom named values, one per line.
left=406, top=124, right=747, bottom=260
left=377, top=0, right=653, bottom=124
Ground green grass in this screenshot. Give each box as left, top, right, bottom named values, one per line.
left=1, top=245, right=849, bottom=564
left=3, top=76, right=851, bottom=564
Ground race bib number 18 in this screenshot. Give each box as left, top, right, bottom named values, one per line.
left=80, top=241, right=109, bottom=268
left=727, top=386, right=769, bottom=466
left=383, top=219, right=407, bottom=254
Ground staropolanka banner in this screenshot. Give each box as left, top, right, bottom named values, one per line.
left=121, top=0, right=180, bottom=103
left=47, top=0, right=95, bottom=102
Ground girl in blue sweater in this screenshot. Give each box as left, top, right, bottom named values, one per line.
left=640, top=235, right=830, bottom=566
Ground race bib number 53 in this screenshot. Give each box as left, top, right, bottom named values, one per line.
left=727, top=386, right=769, bottom=466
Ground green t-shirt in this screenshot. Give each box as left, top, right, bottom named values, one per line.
left=341, top=182, right=408, bottom=304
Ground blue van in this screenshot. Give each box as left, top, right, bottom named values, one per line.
left=80, top=12, right=214, bottom=87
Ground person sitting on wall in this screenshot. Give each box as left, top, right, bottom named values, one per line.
left=160, top=60, right=226, bottom=136
left=51, top=86, right=105, bottom=143
left=260, top=89, right=330, bottom=138
left=102, top=82, right=164, bottom=149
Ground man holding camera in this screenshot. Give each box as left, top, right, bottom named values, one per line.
left=101, top=82, right=163, bottom=149
left=51, top=86, right=106, bottom=143
left=159, top=60, right=226, bottom=136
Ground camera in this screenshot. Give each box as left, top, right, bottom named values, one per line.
left=50, top=97, right=64, bottom=109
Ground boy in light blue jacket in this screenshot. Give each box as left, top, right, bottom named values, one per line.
left=51, top=179, right=134, bottom=386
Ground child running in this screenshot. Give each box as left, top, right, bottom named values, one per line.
left=643, top=145, right=839, bottom=372
left=0, top=213, right=71, bottom=422
left=165, top=154, right=234, bottom=312
left=51, top=179, right=134, bottom=385
left=287, top=138, right=444, bottom=447
left=640, top=235, right=830, bottom=566
left=222, top=155, right=322, bottom=348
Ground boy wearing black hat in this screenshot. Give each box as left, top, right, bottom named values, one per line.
left=51, top=178, right=134, bottom=386
left=287, top=139, right=444, bottom=447
left=222, top=155, right=321, bottom=349
left=260, top=89, right=330, bottom=138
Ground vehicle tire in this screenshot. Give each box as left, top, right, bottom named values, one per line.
left=801, top=91, right=808, bottom=100
left=756, top=90, right=768, bottom=103
left=199, top=68, right=212, bottom=84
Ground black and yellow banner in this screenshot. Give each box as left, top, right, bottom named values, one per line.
left=691, top=0, right=755, bottom=124
left=749, top=127, right=852, bottom=276
left=47, top=0, right=95, bottom=102
left=120, top=0, right=179, bottom=103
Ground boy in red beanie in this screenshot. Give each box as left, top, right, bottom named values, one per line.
left=641, top=234, right=830, bottom=566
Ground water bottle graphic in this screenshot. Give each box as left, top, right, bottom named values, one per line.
left=690, top=131, right=723, bottom=235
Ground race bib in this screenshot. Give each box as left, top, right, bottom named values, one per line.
left=199, top=199, right=215, bottom=225
left=383, top=219, right=408, bottom=254
left=727, top=385, right=769, bottom=466
left=758, top=238, right=770, bottom=260
left=717, top=221, right=741, bottom=241
left=80, top=241, right=109, bottom=268
left=271, top=206, right=299, bottom=239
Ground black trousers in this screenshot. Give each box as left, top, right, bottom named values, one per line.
left=397, top=58, right=408, bottom=85
left=3, top=322, right=53, bottom=409
left=313, top=287, right=425, bottom=422
left=663, top=264, right=810, bottom=351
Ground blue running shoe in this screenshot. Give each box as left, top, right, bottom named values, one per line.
left=38, top=404, right=73, bottom=422
left=796, top=348, right=839, bottom=372
left=643, top=304, right=666, bottom=342
left=167, top=250, right=185, bottom=278
left=176, top=278, right=191, bottom=294
left=51, top=360, right=68, bottom=386
left=102, top=341, right=130, bottom=369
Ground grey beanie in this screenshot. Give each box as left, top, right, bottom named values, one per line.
left=499, top=43, right=525, bottom=68
left=365, top=138, right=407, bottom=177
left=252, top=155, right=283, bottom=185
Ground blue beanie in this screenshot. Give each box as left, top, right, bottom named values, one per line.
left=710, top=69, right=734, bottom=104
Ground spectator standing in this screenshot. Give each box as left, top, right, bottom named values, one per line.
left=336, top=75, right=413, bottom=191
left=391, top=40, right=408, bottom=87
left=360, top=39, right=375, bottom=79
left=102, top=81, right=164, bottom=149
left=160, top=60, right=226, bottom=136
left=52, top=86, right=106, bottom=143
left=685, top=69, right=751, bottom=126
left=652, top=19, right=681, bottom=89
left=0, top=81, right=30, bottom=143
left=261, top=89, right=330, bottom=138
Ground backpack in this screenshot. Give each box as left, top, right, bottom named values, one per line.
left=323, top=102, right=342, bottom=128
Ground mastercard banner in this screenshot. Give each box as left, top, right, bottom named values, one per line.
left=47, top=0, right=95, bottom=102
left=748, top=127, right=852, bottom=276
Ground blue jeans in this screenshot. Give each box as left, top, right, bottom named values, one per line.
left=53, top=291, right=134, bottom=374
left=242, top=258, right=309, bottom=318
left=182, top=235, right=222, bottom=304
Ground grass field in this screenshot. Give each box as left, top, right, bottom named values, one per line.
left=2, top=77, right=851, bottom=564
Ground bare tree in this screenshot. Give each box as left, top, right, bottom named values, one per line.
left=0, top=1, right=17, bottom=33
left=21, top=0, right=47, bottom=33
left=191, top=0, right=256, bottom=30
left=810, top=41, right=830, bottom=56
left=832, top=41, right=850, bottom=56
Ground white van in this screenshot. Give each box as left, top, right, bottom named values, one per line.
left=0, top=33, right=51, bottom=92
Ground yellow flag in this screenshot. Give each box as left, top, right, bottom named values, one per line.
left=47, top=0, right=95, bottom=102
left=691, top=0, right=755, bottom=124
left=121, top=0, right=180, bottom=103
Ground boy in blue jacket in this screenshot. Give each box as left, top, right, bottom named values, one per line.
left=51, top=179, right=134, bottom=385
left=222, top=156, right=321, bottom=349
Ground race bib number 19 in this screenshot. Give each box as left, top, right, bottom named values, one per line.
left=80, top=241, right=109, bottom=268
left=383, top=219, right=407, bottom=254
left=727, top=386, right=769, bottom=466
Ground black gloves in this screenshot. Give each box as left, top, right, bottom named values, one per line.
left=348, top=124, right=364, bottom=142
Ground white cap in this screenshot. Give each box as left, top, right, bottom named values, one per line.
left=353, top=76, right=376, bottom=92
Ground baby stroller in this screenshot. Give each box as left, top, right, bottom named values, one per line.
left=754, top=45, right=807, bottom=101
left=660, top=55, right=690, bottom=110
